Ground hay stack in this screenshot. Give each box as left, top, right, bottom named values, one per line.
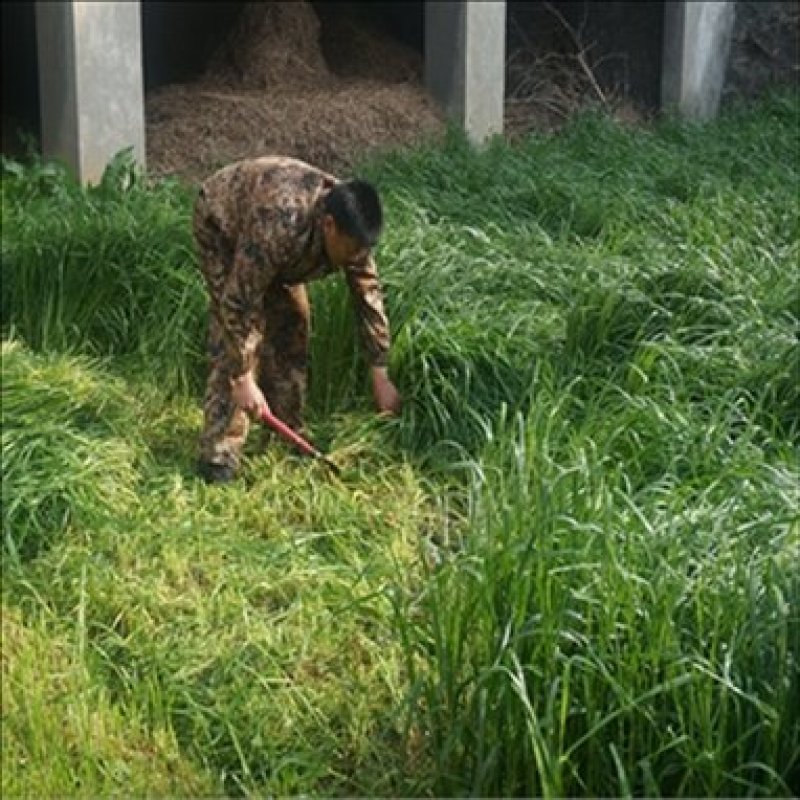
left=206, top=1, right=331, bottom=90
left=318, top=15, right=423, bottom=85
left=145, top=1, right=444, bottom=183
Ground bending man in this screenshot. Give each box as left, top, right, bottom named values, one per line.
left=193, top=156, right=401, bottom=483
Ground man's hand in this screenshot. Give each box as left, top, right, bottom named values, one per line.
left=371, top=366, right=402, bottom=415
left=230, top=371, right=269, bottom=419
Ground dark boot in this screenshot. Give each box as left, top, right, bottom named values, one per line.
left=198, top=460, right=237, bottom=485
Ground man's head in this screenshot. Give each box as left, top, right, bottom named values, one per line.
left=321, top=180, right=383, bottom=266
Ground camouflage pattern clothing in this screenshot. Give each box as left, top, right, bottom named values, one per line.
left=193, top=156, right=390, bottom=470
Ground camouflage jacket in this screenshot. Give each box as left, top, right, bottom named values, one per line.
left=194, top=156, right=390, bottom=377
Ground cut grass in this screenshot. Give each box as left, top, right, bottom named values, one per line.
left=2, top=343, right=438, bottom=795
left=1, top=340, right=145, bottom=561
left=1, top=90, right=798, bottom=795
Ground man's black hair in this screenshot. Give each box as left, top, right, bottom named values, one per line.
left=323, top=180, right=383, bottom=248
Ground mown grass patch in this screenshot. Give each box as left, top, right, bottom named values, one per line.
left=1, top=90, right=798, bottom=796
left=1, top=340, right=145, bottom=561
left=3, top=346, right=439, bottom=794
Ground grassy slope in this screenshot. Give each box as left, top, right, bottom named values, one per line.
left=2, top=91, right=799, bottom=796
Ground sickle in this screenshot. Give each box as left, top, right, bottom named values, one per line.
left=258, top=407, right=340, bottom=474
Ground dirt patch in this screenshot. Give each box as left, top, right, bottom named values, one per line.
left=145, top=1, right=444, bottom=183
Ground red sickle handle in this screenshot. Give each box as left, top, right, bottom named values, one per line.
left=258, top=408, right=323, bottom=459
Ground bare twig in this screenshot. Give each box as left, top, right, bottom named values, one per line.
left=542, top=1, right=608, bottom=106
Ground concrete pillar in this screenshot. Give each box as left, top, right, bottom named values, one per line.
left=425, top=1, right=506, bottom=143
left=662, top=1, right=736, bottom=121
left=35, top=0, right=145, bottom=183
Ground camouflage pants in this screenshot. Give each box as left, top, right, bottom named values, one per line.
left=194, top=202, right=310, bottom=470
left=198, top=285, right=310, bottom=470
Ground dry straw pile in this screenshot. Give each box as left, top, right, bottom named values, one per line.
left=145, top=1, right=445, bottom=182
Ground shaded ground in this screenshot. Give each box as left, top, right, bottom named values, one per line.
left=2, top=1, right=797, bottom=179
left=145, top=0, right=652, bottom=182
left=148, top=0, right=798, bottom=184
left=725, top=1, right=799, bottom=102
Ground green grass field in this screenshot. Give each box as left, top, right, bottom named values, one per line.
left=2, top=90, right=799, bottom=797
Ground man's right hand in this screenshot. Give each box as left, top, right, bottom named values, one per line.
left=371, top=366, right=402, bottom=415
left=230, top=371, right=269, bottom=419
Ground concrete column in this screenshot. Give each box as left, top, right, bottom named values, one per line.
left=35, top=0, right=145, bottom=183
left=662, top=1, right=736, bottom=121
left=425, top=1, right=506, bottom=143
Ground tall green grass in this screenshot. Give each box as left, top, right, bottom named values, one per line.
left=1, top=90, right=798, bottom=795
left=368, top=91, right=800, bottom=795
left=350, top=94, right=799, bottom=467
left=395, top=395, right=798, bottom=796
left=1, top=150, right=205, bottom=395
